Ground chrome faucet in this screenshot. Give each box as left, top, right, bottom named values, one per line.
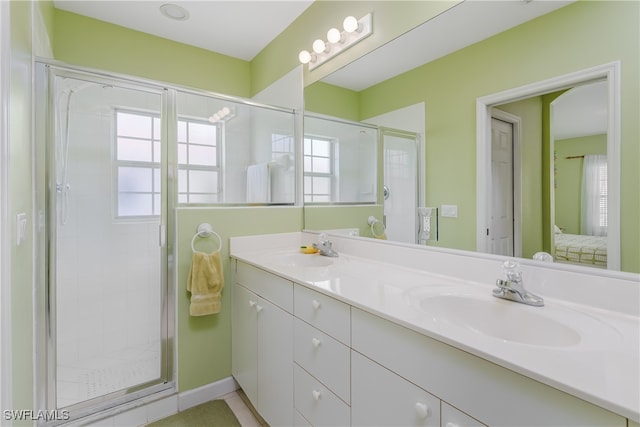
left=492, top=260, right=544, bottom=307
left=312, top=233, right=338, bottom=257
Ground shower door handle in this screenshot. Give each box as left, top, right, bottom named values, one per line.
left=158, top=224, right=166, bottom=247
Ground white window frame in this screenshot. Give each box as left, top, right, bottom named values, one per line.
left=114, top=110, right=220, bottom=218
left=304, top=134, right=336, bottom=203
left=114, top=109, right=162, bottom=219
left=177, top=117, right=221, bottom=204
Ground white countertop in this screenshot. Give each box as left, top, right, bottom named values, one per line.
left=230, top=232, right=640, bottom=422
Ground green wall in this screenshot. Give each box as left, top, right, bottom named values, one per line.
left=53, top=9, right=251, bottom=97
left=555, top=135, right=607, bottom=235
left=8, top=1, right=35, bottom=422
left=311, top=0, right=638, bottom=272
left=176, top=207, right=302, bottom=390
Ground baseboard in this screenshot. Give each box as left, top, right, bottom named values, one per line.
left=178, top=376, right=239, bottom=411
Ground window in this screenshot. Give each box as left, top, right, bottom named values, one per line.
left=115, top=111, right=219, bottom=218
left=581, top=154, right=607, bottom=236
left=177, top=119, right=220, bottom=204
left=115, top=111, right=161, bottom=218
left=304, top=136, right=334, bottom=202
left=598, top=160, right=608, bottom=228
left=271, top=133, right=294, bottom=161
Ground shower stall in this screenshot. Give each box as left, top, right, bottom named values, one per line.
left=35, top=63, right=174, bottom=420
left=34, top=61, right=297, bottom=422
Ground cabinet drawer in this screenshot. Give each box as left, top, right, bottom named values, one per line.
left=294, top=284, right=350, bottom=345
left=352, top=308, right=625, bottom=427
left=294, top=364, right=350, bottom=427
left=441, top=402, right=486, bottom=427
left=294, top=319, right=350, bottom=403
left=352, top=350, right=440, bottom=427
left=236, top=261, right=293, bottom=312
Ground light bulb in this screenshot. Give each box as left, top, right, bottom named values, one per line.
left=312, top=39, right=327, bottom=54
left=221, top=107, right=230, bottom=116
left=343, top=15, right=359, bottom=33
left=327, top=28, right=342, bottom=44
left=298, top=50, right=312, bottom=64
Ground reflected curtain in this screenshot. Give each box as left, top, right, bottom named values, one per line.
left=581, top=154, right=607, bottom=236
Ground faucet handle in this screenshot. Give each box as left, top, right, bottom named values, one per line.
left=318, top=232, right=329, bottom=244
left=502, top=260, right=522, bottom=282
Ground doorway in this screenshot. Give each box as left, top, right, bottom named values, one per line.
left=476, top=62, right=620, bottom=270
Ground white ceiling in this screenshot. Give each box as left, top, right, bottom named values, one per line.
left=53, top=0, right=314, bottom=61
left=553, top=81, right=608, bottom=140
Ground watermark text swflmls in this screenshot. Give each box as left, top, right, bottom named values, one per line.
left=3, top=409, right=70, bottom=421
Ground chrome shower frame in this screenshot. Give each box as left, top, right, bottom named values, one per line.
left=35, top=60, right=176, bottom=425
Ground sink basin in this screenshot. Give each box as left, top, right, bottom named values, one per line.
left=419, top=295, right=581, bottom=347
left=271, top=253, right=334, bottom=268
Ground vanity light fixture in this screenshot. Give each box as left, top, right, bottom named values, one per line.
left=298, top=13, right=373, bottom=70
left=208, top=106, right=235, bottom=124
left=159, top=3, right=190, bottom=21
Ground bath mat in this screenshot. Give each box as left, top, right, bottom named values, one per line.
left=146, top=400, right=241, bottom=427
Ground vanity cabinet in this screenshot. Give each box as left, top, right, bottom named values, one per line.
left=351, top=307, right=625, bottom=427
left=231, top=258, right=628, bottom=427
left=232, top=262, right=294, bottom=427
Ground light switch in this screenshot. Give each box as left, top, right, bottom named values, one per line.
left=16, top=213, right=27, bottom=246
left=441, top=204, right=458, bottom=218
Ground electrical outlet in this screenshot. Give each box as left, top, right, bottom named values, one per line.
left=441, top=204, right=458, bottom=218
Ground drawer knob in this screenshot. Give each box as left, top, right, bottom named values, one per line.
left=312, top=390, right=322, bottom=401
left=312, top=299, right=321, bottom=310
left=415, top=402, right=429, bottom=419
left=249, top=300, right=256, bottom=308
left=256, top=304, right=263, bottom=313
left=312, top=338, right=321, bottom=348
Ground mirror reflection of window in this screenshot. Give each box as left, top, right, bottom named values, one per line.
left=581, top=154, right=608, bottom=236
left=304, top=135, right=335, bottom=202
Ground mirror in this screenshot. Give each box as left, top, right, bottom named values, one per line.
left=302, top=1, right=638, bottom=273
left=303, top=114, right=378, bottom=204
left=478, top=75, right=617, bottom=270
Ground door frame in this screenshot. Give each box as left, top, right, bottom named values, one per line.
left=476, top=61, right=620, bottom=270
left=490, top=110, right=522, bottom=257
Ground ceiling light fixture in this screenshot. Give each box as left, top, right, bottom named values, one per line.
left=159, top=3, right=190, bottom=21
left=298, top=13, right=373, bottom=71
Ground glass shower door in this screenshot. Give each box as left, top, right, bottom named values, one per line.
left=382, top=129, right=419, bottom=243
left=49, top=71, right=169, bottom=410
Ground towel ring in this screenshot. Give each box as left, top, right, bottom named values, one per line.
left=191, top=223, right=222, bottom=253
left=367, top=215, right=386, bottom=239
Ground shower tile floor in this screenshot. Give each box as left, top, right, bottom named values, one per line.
left=57, top=342, right=161, bottom=408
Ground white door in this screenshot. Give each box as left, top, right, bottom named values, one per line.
left=491, top=118, right=514, bottom=256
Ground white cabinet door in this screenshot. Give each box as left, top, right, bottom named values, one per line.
left=232, top=284, right=258, bottom=407
left=232, top=282, right=293, bottom=426
left=257, top=293, right=294, bottom=427
left=351, top=350, right=440, bottom=427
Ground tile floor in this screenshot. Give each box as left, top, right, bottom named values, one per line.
left=221, top=391, right=266, bottom=427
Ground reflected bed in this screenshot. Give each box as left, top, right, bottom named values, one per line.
left=554, top=233, right=607, bottom=267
